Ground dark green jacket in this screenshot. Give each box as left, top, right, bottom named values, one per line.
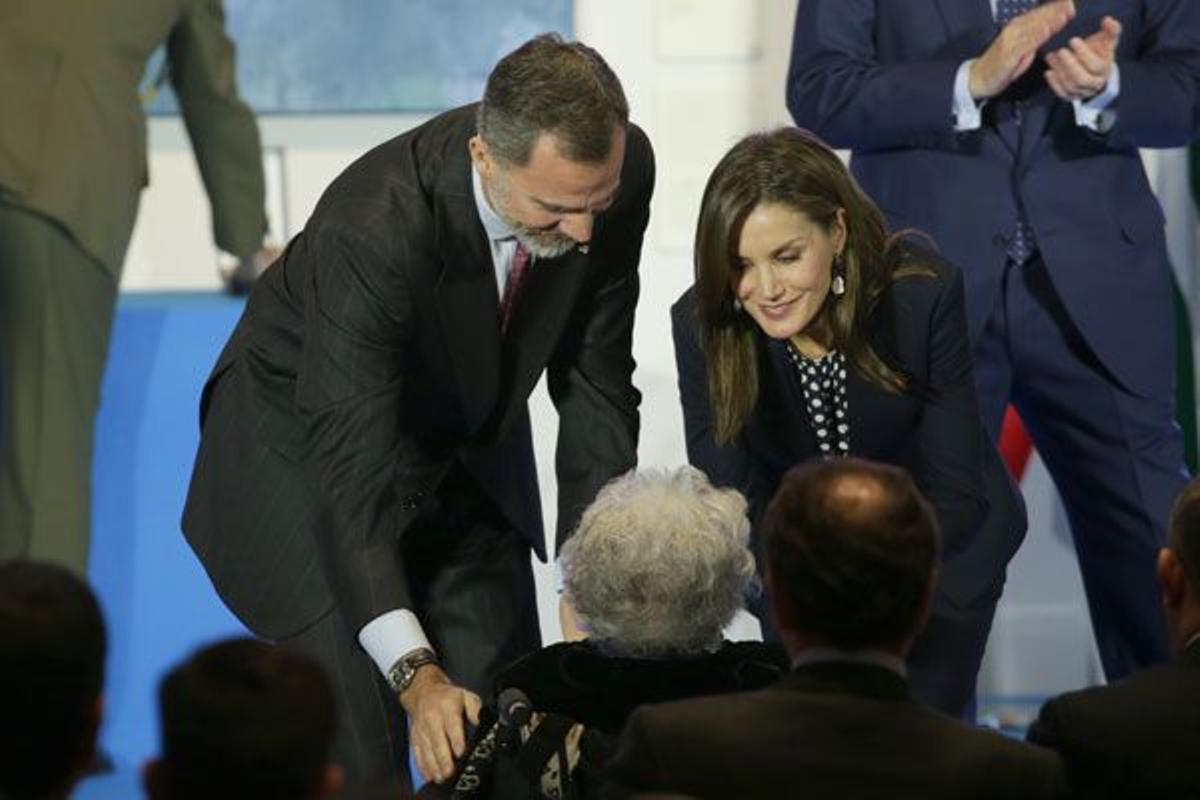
left=0, top=0, right=266, bottom=276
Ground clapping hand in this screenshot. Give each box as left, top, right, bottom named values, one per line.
left=970, top=0, right=1076, bottom=99
left=1045, top=16, right=1121, bottom=101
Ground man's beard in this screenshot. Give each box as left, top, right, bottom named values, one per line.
left=487, top=175, right=580, bottom=259
left=510, top=222, right=578, bottom=260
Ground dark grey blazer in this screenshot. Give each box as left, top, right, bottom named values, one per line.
left=182, top=105, right=654, bottom=639
left=1027, top=641, right=1200, bottom=798
left=604, top=661, right=1070, bottom=799
left=672, top=249, right=1025, bottom=610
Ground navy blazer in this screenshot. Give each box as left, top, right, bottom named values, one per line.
left=787, top=0, right=1200, bottom=398
left=672, top=250, right=1024, bottom=609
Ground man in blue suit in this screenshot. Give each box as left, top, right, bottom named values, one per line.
left=788, top=0, right=1200, bottom=703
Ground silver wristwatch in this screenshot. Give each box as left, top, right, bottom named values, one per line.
left=386, top=647, right=438, bottom=695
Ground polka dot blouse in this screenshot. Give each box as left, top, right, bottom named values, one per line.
left=785, top=344, right=850, bottom=457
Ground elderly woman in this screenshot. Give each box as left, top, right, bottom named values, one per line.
left=672, top=127, right=1025, bottom=720
left=434, top=467, right=784, bottom=799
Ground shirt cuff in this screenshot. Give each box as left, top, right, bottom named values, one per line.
left=357, top=609, right=435, bottom=677
left=953, top=59, right=985, bottom=131
left=1073, top=62, right=1120, bottom=132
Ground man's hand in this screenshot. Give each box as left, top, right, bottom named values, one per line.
left=970, top=0, right=1076, bottom=100
left=221, top=243, right=282, bottom=296
left=1045, top=16, right=1121, bottom=101
left=399, top=664, right=482, bottom=784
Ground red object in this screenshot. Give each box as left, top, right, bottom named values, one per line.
left=500, top=242, right=532, bottom=333
left=998, top=405, right=1034, bottom=481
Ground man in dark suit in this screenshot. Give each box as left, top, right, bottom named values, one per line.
left=182, top=34, right=654, bottom=789
left=0, top=560, right=107, bottom=800
left=604, top=459, right=1067, bottom=799
left=0, top=0, right=271, bottom=574
left=788, top=0, right=1199, bottom=689
left=1027, top=476, right=1200, bottom=797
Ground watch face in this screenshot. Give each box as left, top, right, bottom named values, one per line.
left=390, top=650, right=434, bottom=693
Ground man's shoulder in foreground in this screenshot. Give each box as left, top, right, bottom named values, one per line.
left=1028, top=652, right=1200, bottom=796
left=604, top=669, right=1067, bottom=799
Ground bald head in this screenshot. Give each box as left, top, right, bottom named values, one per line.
left=763, top=458, right=939, bottom=652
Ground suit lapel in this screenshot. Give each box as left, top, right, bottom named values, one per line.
left=433, top=150, right=502, bottom=436
left=492, top=247, right=590, bottom=437
left=932, top=0, right=997, bottom=61
left=1018, top=92, right=1059, bottom=164
left=759, top=339, right=819, bottom=462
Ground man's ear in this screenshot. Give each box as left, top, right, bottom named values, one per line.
left=1158, top=547, right=1186, bottom=610
left=75, top=694, right=105, bottom=779
left=318, top=763, right=345, bottom=799
left=468, top=135, right=492, bottom=176
left=142, top=758, right=164, bottom=800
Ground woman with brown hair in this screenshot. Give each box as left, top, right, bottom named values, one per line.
left=672, top=127, right=1025, bottom=719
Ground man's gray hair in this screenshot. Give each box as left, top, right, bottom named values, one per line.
left=560, top=466, right=757, bottom=658
left=478, top=33, right=629, bottom=166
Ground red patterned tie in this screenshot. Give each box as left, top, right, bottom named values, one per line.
left=499, top=241, right=531, bottom=333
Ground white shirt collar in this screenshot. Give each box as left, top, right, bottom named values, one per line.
left=472, top=162, right=516, bottom=242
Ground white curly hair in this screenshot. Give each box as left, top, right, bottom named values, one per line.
left=559, top=466, right=758, bottom=657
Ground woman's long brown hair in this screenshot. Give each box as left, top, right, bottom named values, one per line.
left=694, top=128, right=929, bottom=445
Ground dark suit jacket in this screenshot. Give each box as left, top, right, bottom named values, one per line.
left=604, top=661, right=1070, bottom=799
left=672, top=249, right=1024, bottom=609
left=182, top=105, right=654, bottom=639
left=1027, top=640, right=1200, bottom=798
left=787, top=0, right=1200, bottom=398
left=0, top=0, right=266, bottom=275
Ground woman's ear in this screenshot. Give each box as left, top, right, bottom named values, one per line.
left=833, top=207, right=848, bottom=256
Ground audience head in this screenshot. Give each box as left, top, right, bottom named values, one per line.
left=1162, top=478, right=1200, bottom=650
left=693, top=127, right=913, bottom=446
left=560, top=467, right=757, bottom=658
left=471, top=33, right=630, bottom=257
left=0, top=559, right=106, bottom=800
left=763, top=458, right=939, bottom=656
left=144, top=637, right=341, bottom=800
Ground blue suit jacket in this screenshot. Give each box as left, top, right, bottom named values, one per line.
left=787, top=0, right=1200, bottom=398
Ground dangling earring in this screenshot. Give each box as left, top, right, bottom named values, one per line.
left=732, top=297, right=743, bottom=312
left=831, top=253, right=846, bottom=297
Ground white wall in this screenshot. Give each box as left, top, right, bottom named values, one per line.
left=127, top=1, right=1191, bottom=701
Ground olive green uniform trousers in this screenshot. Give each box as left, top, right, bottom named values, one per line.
left=0, top=200, right=117, bottom=573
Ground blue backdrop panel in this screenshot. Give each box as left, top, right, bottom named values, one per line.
left=87, top=293, right=249, bottom=772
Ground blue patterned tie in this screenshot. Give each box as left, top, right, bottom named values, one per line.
left=995, top=0, right=1040, bottom=264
